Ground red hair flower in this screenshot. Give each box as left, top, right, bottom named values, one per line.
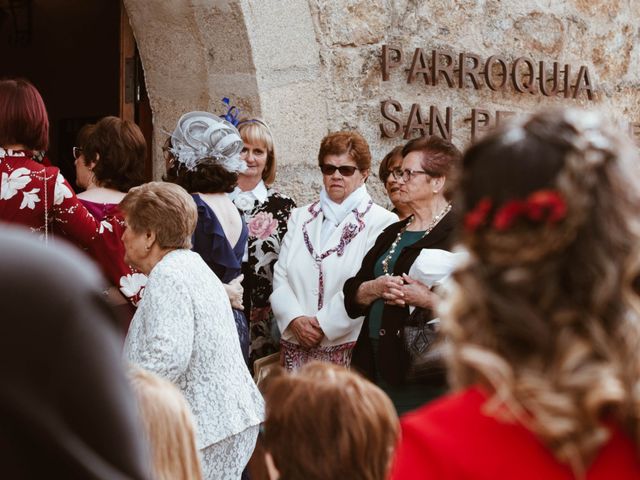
left=526, top=190, right=567, bottom=223
left=492, top=200, right=527, bottom=231
left=464, top=198, right=492, bottom=232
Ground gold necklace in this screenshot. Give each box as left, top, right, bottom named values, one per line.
left=381, top=203, right=452, bottom=275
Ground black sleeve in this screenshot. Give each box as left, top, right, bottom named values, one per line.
left=343, top=227, right=393, bottom=319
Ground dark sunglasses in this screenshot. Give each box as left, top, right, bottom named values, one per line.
left=72, top=147, right=83, bottom=159
left=319, top=164, right=359, bottom=177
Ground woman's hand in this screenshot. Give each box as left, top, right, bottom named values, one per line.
left=400, top=274, right=439, bottom=310
left=355, top=275, right=405, bottom=307
left=288, top=316, right=324, bottom=348
left=224, top=274, right=244, bottom=310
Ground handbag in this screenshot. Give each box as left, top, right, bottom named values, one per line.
left=402, top=307, right=446, bottom=384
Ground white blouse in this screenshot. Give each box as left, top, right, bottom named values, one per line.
left=123, top=249, right=264, bottom=449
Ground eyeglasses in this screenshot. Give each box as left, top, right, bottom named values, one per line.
left=320, top=164, right=359, bottom=177
left=72, top=147, right=83, bottom=159
left=391, top=168, right=430, bottom=182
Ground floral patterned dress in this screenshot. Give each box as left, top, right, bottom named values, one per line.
left=0, top=149, right=146, bottom=327
left=232, top=186, right=296, bottom=368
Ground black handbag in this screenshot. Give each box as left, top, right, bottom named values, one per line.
left=402, top=307, right=446, bottom=384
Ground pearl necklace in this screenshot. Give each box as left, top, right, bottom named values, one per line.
left=381, top=202, right=452, bottom=275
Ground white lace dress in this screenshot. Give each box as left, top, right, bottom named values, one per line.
left=124, top=249, right=264, bottom=479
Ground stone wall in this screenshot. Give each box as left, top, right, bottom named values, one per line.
left=124, top=0, right=640, bottom=207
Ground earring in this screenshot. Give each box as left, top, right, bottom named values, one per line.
left=145, top=245, right=151, bottom=251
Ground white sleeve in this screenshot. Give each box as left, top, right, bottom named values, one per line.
left=270, top=210, right=307, bottom=333
left=316, top=207, right=397, bottom=341
left=124, top=269, right=194, bottom=382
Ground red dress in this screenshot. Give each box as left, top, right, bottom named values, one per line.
left=392, top=386, right=640, bottom=480
left=80, top=199, right=146, bottom=308
left=0, top=149, right=145, bottom=325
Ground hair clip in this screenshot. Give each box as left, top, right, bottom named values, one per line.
left=221, top=97, right=241, bottom=126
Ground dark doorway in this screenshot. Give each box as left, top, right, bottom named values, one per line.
left=0, top=0, right=151, bottom=188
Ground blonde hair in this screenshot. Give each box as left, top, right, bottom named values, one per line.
left=119, top=182, right=197, bottom=249
left=129, top=368, right=203, bottom=480
left=443, top=109, right=640, bottom=476
left=237, top=118, right=276, bottom=184
left=262, top=362, right=399, bottom=480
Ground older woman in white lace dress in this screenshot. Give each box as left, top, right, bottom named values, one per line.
left=121, top=182, right=264, bottom=479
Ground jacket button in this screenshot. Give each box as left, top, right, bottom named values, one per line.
left=379, top=329, right=386, bottom=336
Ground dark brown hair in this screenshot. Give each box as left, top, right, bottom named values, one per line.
left=378, top=145, right=403, bottom=183
left=0, top=78, right=49, bottom=151
left=83, top=116, right=146, bottom=192
left=164, top=161, right=237, bottom=194
left=262, top=362, right=399, bottom=480
left=318, top=131, right=371, bottom=171
left=402, top=135, right=462, bottom=199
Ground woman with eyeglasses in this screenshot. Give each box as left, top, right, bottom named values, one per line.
left=343, top=135, right=462, bottom=414
left=231, top=118, right=296, bottom=369
left=270, top=131, right=397, bottom=370
left=378, top=145, right=412, bottom=220
left=72, top=117, right=147, bottom=330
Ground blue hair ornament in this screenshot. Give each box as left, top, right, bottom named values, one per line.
left=221, top=97, right=241, bottom=126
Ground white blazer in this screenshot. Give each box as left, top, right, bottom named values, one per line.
left=124, top=249, right=264, bottom=450
left=271, top=197, right=397, bottom=346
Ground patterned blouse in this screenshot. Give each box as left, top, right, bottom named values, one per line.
left=233, top=185, right=296, bottom=366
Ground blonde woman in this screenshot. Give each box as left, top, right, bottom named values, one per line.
left=129, top=368, right=202, bottom=480
left=392, top=109, right=640, bottom=479
left=231, top=118, right=296, bottom=367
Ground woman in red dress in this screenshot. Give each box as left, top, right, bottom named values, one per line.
left=392, top=109, right=640, bottom=479
left=0, top=79, right=101, bottom=243
left=0, top=79, right=143, bottom=332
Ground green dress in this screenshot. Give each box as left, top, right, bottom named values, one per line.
left=369, top=230, right=446, bottom=415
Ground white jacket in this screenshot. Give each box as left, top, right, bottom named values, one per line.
left=271, top=198, right=397, bottom=346
left=124, top=249, right=264, bottom=450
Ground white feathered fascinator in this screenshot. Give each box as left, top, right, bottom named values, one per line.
left=169, top=111, right=247, bottom=173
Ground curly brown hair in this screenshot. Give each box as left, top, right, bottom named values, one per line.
left=443, top=109, right=640, bottom=475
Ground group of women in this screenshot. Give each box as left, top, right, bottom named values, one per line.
left=4, top=76, right=640, bottom=480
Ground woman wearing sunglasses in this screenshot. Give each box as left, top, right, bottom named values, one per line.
left=270, top=131, right=397, bottom=370
left=343, top=135, right=461, bottom=414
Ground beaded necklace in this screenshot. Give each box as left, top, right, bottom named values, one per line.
left=381, top=202, right=452, bottom=275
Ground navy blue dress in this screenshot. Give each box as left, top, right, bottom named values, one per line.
left=191, top=194, right=250, bottom=365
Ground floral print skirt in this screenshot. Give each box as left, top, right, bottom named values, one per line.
left=280, top=338, right=356, bottom=371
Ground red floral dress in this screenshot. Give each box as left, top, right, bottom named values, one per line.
left=0, top=149, right=146, bottom=319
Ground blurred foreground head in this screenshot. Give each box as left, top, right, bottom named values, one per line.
left=0, top=225, right=150, bottom=478
left=444, top=108, right=640, bottom=473
left=262, top=361, right=399, bottom=480
left=129, top=368, right=202, bottom=480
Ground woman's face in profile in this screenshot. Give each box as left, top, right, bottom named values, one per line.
left=384, top=154, right=404, bottom=208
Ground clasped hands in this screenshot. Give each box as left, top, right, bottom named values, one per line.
left=375, top=273, right=437, bottom=309
left=289, top=315, right=324, bottom=348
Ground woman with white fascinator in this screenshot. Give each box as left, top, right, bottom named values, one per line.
left=165, top=111, right=252, bottom=365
